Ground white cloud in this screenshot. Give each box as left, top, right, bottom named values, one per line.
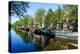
left=11, top=17, right=19, bottom=24
left=52, top=9, right=56, bottom=12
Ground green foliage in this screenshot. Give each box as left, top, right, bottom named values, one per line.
left=21, top=15, right=31, bottom=26
left=44, top=9, right=53, bottom=27
left=12, top=4, right=78, bottom=31
left=44, top=6, right=62, bottom=27
left=9, top=1, right=29, bottom=17
left=13, top=15, right=32, bottom=27
left=63, top=5, right=78, bottom=24
left=35, top=8, right=46, bottom=27
left=57, top=5, right=62, bottom=20
left=14, top=28, right=33, bottom=43
left=13, top=20, right=21, bottom=27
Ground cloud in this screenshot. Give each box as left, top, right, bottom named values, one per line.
left=11, top=17, right=19, bottom=24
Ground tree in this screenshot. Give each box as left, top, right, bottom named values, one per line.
left=44, top=9, right=53, bottom=27
left=51, top=6, right=62, bottom=29
left=9, top=1, right=29, bottom=18
left=63, top=5, right=78, bottom=31
left=35, top=8, right=46, bottom=28
left=57, top=5, right=62, bottom=21
left=13, top=20, right=21, bottom=27
left=13, top=15, right=32, bottom=28
left=51, top=10, right=59, bottom=28
left=63, top=5, right=78, bottom=24
left=21, top=15, right=31, bottom=27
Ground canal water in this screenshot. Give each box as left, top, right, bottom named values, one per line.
left=9, top=29, right=42, bottom=53
left=9, top=29, right=78, bottom=53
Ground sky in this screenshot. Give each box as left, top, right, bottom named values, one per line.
left=27, top=2, right=63, bottom=16
left=11, top=2, right=63, bottom=24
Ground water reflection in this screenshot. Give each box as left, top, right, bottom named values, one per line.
left=9, top=28, right=78, bottom=53
left=14, top=28, right=34, bottom=43
left=12, top=28, right=44, bottom=51
left=14, top=28, right=50, bottom=47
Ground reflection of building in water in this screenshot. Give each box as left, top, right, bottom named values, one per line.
left=32, top=34, right=47, bottom=48
left=32, top=34, right=36, bottom=43
left=41, top=36, right=45, bottom=48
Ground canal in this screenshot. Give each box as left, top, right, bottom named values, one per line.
left=9, top=28, right=78, bottom=53
left=9, top=29, right=42, bottom=53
